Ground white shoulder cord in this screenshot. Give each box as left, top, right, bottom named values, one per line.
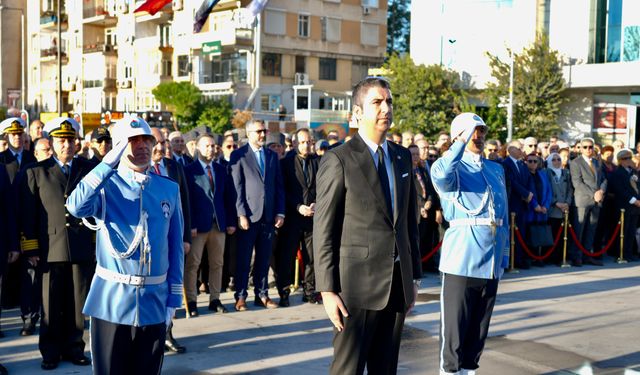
left=436, top=161, right=493, bottom=217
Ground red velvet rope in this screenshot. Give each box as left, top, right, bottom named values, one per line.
left=421, top=241, right=442, bottom=263
left=514, top=225, right=564, bottom=261
left=568, top=224, right=621, bottom=257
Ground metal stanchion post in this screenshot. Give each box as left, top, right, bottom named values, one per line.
left=291, top=248, right=301, bottom=293
left=617, top=209, right=627, bottom=264
left=182, top=287, right=190, bottom=319
left=561, top=210, right=571, bottom=268
left=508, top=212, right=519, bottom=273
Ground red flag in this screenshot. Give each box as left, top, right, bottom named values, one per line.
left=134, top=0, right=172, bottom=15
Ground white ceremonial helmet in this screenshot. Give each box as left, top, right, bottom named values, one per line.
left=450, top=113, right=487, bottom=139
left=111, top=115, right=153, bottom=145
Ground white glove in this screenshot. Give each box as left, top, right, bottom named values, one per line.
left=102, top=138, right=128, bottom=167
left=165, top=306, right=176, bottom=329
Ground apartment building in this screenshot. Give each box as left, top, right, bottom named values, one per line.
left=0, top=0, right=26, bottom=110
left=411, top=0, right=640, bottom=145
left=25, top=0, right=386, bottom=133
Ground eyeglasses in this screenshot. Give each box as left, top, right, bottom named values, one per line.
left=428, top=154, right=438, bottom=159
left=619, top=156, right=632, bottom=161
left=551, top=158, right=561, bottom=162
left=526, top=144, right=538, bottom=148
left=582, top=145, right=594, bottom=149
left=526, top=159, right=539, bottom=164
left=486, top=148, right=498, bottom=152
left=225, top=144, right=237, bottom=149
left=251, top=129, right=266, bottom=134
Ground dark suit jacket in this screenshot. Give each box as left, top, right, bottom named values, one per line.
left=281, top=153, right=318, bottom=231
left=0, top=149, right=37, bottom=183
left=414, top=165, right=437, bottom=219
left=313, top=133, right=422, bottom=312
left=610, top=166, right=640, bottom=215
left=0, top=164, right=17, bottom=275
left=229, top=144, right=285, bottom=224
left=185, top=160, right=236, bottom=233
left=19, top=157, right=96, bottom=262
left=570, top=156, right=607, bottom=207
left=502, top=157, right=531, bottom=215
left=173, top=153, right=194, bottom=167
left=163, top=157, right=192, bottom=243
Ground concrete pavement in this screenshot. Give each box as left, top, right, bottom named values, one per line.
left=0, top=258, right=639, bottom=374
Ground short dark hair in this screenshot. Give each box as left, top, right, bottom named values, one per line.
left=352, top=77, right=390, bottom=110
left=196, top=133, right=215, bottom=146
left=295, top=128, right=310, bottom=139
left=407, top=144, right=419, bottom=151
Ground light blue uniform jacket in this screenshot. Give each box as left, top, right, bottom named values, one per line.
left=431, top=141, right=509, bottom=280
left=66, top=162, right=184, bottom=326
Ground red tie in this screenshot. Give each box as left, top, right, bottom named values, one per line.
left=154, top=163, right=161, bottom=175
left=206, top=165, right=215, bottom=191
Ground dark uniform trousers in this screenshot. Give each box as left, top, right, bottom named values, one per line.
left=330, top=263, right=406, bottom=375
left=91, top=317, right=166, bottom=375
left=275, top=221, right=314, bottom=296
left=440, top=274, right=499, bottom=373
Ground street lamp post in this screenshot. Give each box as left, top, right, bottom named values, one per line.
left=0, top=5, right=26, bottom=111
left=507, top=54, right=514, bottom=142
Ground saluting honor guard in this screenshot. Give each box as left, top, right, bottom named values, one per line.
left=66, top=116, right=184, bottom=375
left=430, top=113, right=510, bottom=375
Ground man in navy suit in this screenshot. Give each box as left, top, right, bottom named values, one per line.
left=184, top=134, right=236, bottom=315
left=229, top=120, right=285, bottom=311
left=502, top=141, right=534, bottom=268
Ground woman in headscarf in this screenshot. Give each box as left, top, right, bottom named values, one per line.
left=545, top=152, right=573, bottom=265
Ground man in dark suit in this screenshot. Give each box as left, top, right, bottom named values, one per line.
left=570, top=137, right=607, bottom=266
left=184, top=134, right=236, bottom=315
left=501, top=140, right=534, bottom=268
left=169, top=131, right=194, bottom=166
left=610, top=149, right=640, bottom=261
left=19, top=117, right=95, bottom=370
left=229, top=120, right=285, bottom=311
left=150, top=127, right=191, bottom=353
left=0, top=164, right=14, bottom=375
left=217, top=134, right=237, bottom=291
left=276, top=128, right=320, bottom=306
left=313, top=77, right=422, bottom=374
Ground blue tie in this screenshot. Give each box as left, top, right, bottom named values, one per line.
left=257, top=149, right=265, bottom=176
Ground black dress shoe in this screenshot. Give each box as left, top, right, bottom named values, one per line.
left=63, top=353, right=91, bottom=366
left=208, top=299, right=228, bottom=313
left=187, top=301, right=199, bottom=317
left=278, top=294, right=290, bottom=307
left=303, top=292, right=322, bottom=304
left=584, top=257, right=603, bottom=266
left=41, top=360, right=59, bottom=370
left=20, top=320, right=36, bottom=336
left=165, top=337, right=186, bottom=353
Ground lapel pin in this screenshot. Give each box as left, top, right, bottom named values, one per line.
left=397, top=156, right=401, bottom=159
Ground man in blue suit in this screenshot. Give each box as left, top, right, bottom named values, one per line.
left=502, top=140, right=534, bottom=269
left=184, top=134, right=236, bottom=316
left=229, top=120, right=285, bottom=311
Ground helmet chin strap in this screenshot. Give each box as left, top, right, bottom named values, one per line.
left=121, top=153, right=150, bottom=175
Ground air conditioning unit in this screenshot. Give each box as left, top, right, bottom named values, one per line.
left=172, top=0, right=183, bottom=11
left=295, top=73, right=309, bottom=85
left=362, top=6, right=370, bottom=15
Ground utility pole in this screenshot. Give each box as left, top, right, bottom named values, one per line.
left=57, top=0, right=62, bottom=115
left=507, top=55, right=514, bottom=142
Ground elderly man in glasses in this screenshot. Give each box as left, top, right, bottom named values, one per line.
left=569, top=137, right=607, bottom=266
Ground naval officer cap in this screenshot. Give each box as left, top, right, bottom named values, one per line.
left=450, top=112, right=487, bottom=138
left=111, top=115, right=153, bottom=145
left=42, top=117, right=80, bottom=138
left=0, top=117, right=26, bottom=136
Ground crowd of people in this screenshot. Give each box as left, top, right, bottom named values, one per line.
left=0, top=102, right=639, bottom=374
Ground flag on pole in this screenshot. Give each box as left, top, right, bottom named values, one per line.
left=246, top=0, right=269, bottom=18
left=193, top=0, right=222, bottom=33
left=134, top=0, right=172, bottom=15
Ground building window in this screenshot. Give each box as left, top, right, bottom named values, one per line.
left=295, top=55, right=306, bottom=73
left=361, top=23, right=379, bottom=46
left=159, top=24, right=172, bottom=47
left=265, top=10, right=286, bottom=35
left=623, top=26, right=640, bottom=61
left=606, top=0, right=622, bottom=62
left=199, top=52, right=248, bottom=84
left=298, top=14, right=310, bottom=38
left=261, top=94, right=281, bottom=111
left=321, top=17, right=341, bottom=42
left=262, top=53, right=281, bottom=76
left=105, top=28, right=117, bottom=47
left=177, top=55, right=190, bottom=77
left=124, top=65, right=133, bottom=79
left=161, top=59, right=172, bottom=77
left=319, top=58, right=337, bottom=80
left=361, top=0, right=378, bottom=8
left=589, top=0, right=624, bottom=63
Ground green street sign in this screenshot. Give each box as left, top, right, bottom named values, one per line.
left=202, top=41, right=222, bottom=56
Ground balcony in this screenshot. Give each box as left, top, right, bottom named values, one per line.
left=40, top=47, right=68, bottom=63
left=40, top=12, right=68, bottom=31
left=83, top=1, right=118, bottom=27
left=83, top=43, right=117, bottom=55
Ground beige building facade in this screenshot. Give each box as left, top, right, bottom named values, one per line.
left=25, top=0, right=386, bottom=132
left=0, top=0, right=26, bottom=111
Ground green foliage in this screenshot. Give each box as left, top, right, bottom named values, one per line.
left=485, top=36, right=566, bottom=139
left=383, top=54, right=468, bottom=137
left=152, top=82, right=202, bottom=127
left=387, top=0, right=411, bottom=55
left=198, top=99, right=233, bottom=134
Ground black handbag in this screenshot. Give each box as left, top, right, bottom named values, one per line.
left=527, top=223, right=554, bottom=247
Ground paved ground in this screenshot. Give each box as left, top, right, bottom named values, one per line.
left=0, top=257, right=639, bottom=374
